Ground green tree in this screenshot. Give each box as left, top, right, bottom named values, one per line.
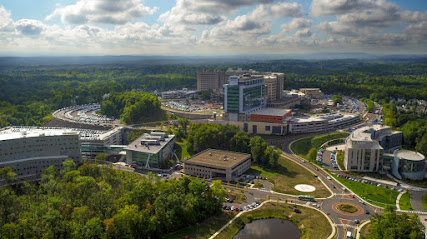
left=177, top=118, right=190, bottom=136
left=61, top=159, right=76, bottom=175
left=368, top=206, right=424, bottom=239
left=307, top=148, right=318, bottom=162
left=230, top=131, right=251, bottom=153
left=95, top=153, right=109, bottom=163
left=250, top=136, right=267, bottom=164
left=0, top=167, right=16, bottom=184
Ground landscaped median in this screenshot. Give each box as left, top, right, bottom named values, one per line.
left=333, top=175, right=399, bottom=207
left=421, top=194, right=427, bottom=211
left=214, top=202, right=333, bottom=239
left=247, top=156, right=331, bottom=198
left=399, top=192, right=413, bottom=211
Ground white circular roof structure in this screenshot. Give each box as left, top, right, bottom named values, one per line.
left=396, top=150, right=425, bottom=161
left=294, top=184, right=316, bottom=192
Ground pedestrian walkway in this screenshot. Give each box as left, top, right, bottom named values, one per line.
left=396, top=191, right=404, bottom=210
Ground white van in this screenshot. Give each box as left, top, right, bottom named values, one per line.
left=346, top=231, right=352, bottom=239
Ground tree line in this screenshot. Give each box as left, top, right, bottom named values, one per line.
left=100, top=91, right=161, bottom=124
left=0, top=161, right=224, bottom=239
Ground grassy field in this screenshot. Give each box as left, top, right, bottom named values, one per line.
left=176, top=139, right=191, bottom=161
left=247, top=157, right=331, bottom=198
left=215, top=202, right=332, bottom=239
left=399, top=192, right=413, bottom=211
left=164, top=211, right=237, bottom=239
left=290, top=132, right=349, bottom=161
left=421, top=194, right=427, bottom=211
left=334, top=175, right=399, bottom=207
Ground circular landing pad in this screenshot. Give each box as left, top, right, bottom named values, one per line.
left=294, top=184, right=316, bottom=192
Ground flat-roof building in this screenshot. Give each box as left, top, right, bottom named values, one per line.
left=392, top=150, right=425, bottom=180
left=289, top=113, right=359, bottom=134
left=184, top=149, right=251, bottom=181
left=125, top=132, right=175, bottom=168
left=344, top=125, right=402, bottom=172
left=250, top=108, right=292, bottom=124
left=0, top=127, right=81, bottom=184
left=299, top=88, right=323, bottom=99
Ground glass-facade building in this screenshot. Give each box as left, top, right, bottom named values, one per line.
left=223, top=75, right=267, bottom=121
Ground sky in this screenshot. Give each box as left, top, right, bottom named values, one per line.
left=0, top=0, right=426, bottom=56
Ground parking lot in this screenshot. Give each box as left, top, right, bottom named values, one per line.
left=53, top=103, right=120, bottom=126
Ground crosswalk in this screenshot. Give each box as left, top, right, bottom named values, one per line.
left=334, top=224, right=357, bottom=229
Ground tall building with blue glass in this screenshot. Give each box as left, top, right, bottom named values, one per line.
left=223, top=75, right=267, bottom=121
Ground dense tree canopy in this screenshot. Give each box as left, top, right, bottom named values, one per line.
left=186, top=123, right=281, bottom=168
left=368, top=206, right=424, bottom=239
left=0, top=161, right=224, bottom=238
left=100, top=91, right=161, bottom=124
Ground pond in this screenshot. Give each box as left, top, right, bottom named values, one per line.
left=233, top=218, right=301, bottom=239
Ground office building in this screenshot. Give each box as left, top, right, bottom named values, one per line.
left=0, top=127, right=81, bottom=184
left=79, top=127, right=124, bottom=157
left=263, top=73, right=284, bottom=102
left=344, top=125, right=402, bottom=172
left=223, top=75, right=267, bottom=121
left=197, top=68, right=284, bottom=99
left=299, top=88, right=323, bottom=99
left=125, top=132, right=175, bottom=168
left=184, top=149, right=251, bottom=181
left=392, top=150, right=425, bottom=180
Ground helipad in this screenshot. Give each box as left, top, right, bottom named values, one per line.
left=294, top=184, right=316, bottom=192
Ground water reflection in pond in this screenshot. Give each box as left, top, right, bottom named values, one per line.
left=233, top=218, right=301, bottom=239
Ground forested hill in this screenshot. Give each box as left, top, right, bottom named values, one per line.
left=0, top=57, right=426, bottom=128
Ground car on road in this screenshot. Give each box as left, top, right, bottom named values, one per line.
left=327, top=176, right=331, bottom=180
left=365, top=210, right=370, bottom=215
left=354, top=219, right=360, bottom=224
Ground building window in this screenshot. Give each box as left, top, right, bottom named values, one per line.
left=265, top=126, right=270, bottom=131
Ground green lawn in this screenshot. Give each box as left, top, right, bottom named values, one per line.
left=334, top=175, right=399, bottom=207
left=164, top=211, right=237, bottom=239
left=247, top=157, right=331, bottom=198
left=290, top=132, right=349, bottom=161
left=290, top=137, right=312, bottom=156
left=421, top=194, right=427, bottom=211
left=176, top=139, right=191, bottom=161
left=399, top=192, right=413, bottom=211
left=336, top=150, right=345, bottom=170
left=215, top=202, right=332, bottom=239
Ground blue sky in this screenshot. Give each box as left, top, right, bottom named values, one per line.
left=0, top=0, right=426, bottom=55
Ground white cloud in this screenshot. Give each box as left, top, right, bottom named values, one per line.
left=311, top=0, right=375, bottom=16
left=199, top=5, right=272, bottom=47
left=295, top=28, right=312, bottom=38
left=336, top=1, right=401, bottom=27
left=0, top=6, right=14, bottom=32
left=15, top=19, right=45, bottom=35
left=281, top=18, right=312, bottom=32
left=46, top=0, right=157, bottom=25
left=271, top=2, right=302, bottom=18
